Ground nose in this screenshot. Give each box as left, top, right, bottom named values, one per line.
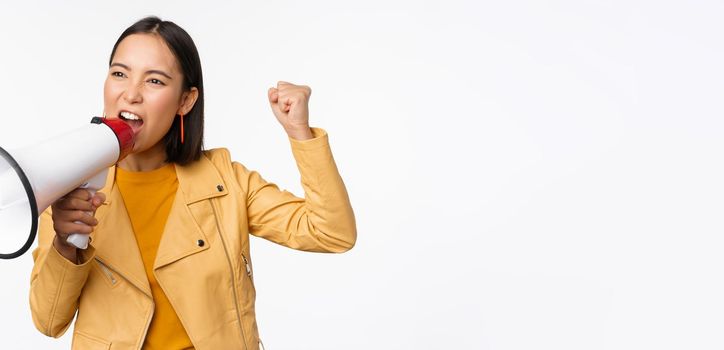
left=122, top=82, right=143, bottom=104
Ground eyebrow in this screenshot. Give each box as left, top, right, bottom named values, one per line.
left=110, top=62, right=173, bottom=80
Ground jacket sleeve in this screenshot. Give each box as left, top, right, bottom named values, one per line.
left=28, top=207, right=95, bottom=337
left=234, top=127, right=357, bottom=253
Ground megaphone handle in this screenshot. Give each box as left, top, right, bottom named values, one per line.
left=66, top=169, right=108, bottom=250
left=66, top=189, right=95, bottom=250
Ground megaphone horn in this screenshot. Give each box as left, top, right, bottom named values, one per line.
left=0, top=117, right=134, bottom=259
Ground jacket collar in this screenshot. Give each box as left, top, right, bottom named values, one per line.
left=102, top=153, right=229, bottom=206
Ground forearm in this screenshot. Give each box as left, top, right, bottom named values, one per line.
left=29, top=212, right=94, bottom=337
left=287, top=127, right=357, bottom=251
left=244, top=127, right=357, bottom=252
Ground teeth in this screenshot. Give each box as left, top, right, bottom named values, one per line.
left=120, top=111, right=141, bottom=121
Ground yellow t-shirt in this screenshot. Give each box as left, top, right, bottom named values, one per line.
left=116, top=163, right=194, bottom=350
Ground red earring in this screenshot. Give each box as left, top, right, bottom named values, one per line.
left=180, top=113, right=185, bottom=144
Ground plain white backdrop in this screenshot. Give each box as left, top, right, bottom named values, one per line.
left=0, top=0, right=723, bottom=349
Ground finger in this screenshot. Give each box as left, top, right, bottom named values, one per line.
left=66, top=188, right=92, bottom=201
left=276, top=93, right=293, bottom=113
left=268, top=88, right=284, bottom=115
left=56, top=210, right=98, bottom=226
left=268, top=87, right=278, bottom=103
left=288, top=92, right=309, bottom=111
left=56, top=197, right=95, bottom=211
left=277, top=81, right=292, bottom=87
left=54, top=221, right=94, bottom=236
left=92, top=192, right=106, bottom=207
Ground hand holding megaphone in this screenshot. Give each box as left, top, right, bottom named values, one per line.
left=50, top=188, right=105, bottom=260
left=65, top=169, right=109, bottom=249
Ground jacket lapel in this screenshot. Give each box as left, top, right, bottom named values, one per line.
left=153, top=154, right=228, bottom=270
left=92, top=166, right=152, bottom=297
left=92, top=154, right=229, bottom=290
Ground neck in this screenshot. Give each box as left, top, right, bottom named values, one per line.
left=117, top=142, right=169, bottom=172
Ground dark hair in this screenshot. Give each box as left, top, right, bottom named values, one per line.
left=109, top=16, right=204, bottom=165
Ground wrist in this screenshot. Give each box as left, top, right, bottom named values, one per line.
left=285, top=126, right=313, bottom=141
left=53, top=236, right=78, bottom=263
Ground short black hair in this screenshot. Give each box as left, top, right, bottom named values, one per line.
left=109, top=16, right=204, bottom=165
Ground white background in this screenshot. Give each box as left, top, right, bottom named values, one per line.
left=0, top=1, right=723, bottom=349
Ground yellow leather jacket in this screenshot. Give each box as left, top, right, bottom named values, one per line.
left=29, top=127, right=356, bottom=349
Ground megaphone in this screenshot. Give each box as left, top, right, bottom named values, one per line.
left=0, top=117, right=134, bottom=259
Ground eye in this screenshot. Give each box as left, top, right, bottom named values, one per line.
left=111, top=71, right=125, bottom=78
left=148, top=78, right=165, bottom=86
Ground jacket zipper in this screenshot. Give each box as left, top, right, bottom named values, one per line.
left=211, top=200, right=248, bottom=350
left=94, top=257, right=155, bottom=350
left=241, top=253, right=252, bottom=279
left=95, top=258, right=117, bottom=285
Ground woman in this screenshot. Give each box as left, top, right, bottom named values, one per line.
left=29, top=16, right=356, bottom=350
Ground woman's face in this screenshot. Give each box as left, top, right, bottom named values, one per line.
left=103, top=33, right=195, bottom=154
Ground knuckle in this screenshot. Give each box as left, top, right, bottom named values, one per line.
left=53, top=209, right=67, bottom=221
left=70, top=223, right=89, bottom=234
left=81, top=212, right=94, bottom=223
left=70, top=189, right=87, bottom=198
left=54, top=223, right=69, bottom=236
left=71, top=199, right=90, bottom=210
left=66, top=198, right=79, bottom=209
left=71, top=210, right=86, bottom=221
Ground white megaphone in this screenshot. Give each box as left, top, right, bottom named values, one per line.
left=0, top=117, right=134, bottom=259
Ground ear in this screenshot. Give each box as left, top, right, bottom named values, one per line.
left=177, top=87, right=199, bottom=115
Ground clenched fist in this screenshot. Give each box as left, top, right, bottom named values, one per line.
left=268, top=81, right=313, bottom=140
left=51, top=189, right=105, bottom=263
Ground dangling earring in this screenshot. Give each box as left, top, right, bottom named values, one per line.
left=180, top=113, right=185, bottom=144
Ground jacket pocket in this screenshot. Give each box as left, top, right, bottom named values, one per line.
left=93, top=258, right=118, bottom=288
left=72, top=330, right=111, bottom=350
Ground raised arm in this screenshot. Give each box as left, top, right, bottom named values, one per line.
left=236, top=127, right=356, bottom=253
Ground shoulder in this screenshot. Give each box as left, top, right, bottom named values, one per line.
left=200, top=147, right=252, bottom=179
left=202, top=147, right=232, bottom=165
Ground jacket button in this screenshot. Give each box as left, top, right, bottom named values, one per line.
left=217, top=184, right=224, bottom=192
left=197, top=239, right=205, bottom=247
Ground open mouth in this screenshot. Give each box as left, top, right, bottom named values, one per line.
left=118, top=111, right=144, bottom=134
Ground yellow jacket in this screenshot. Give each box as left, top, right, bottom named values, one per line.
left=29, top=127, right=356, bottom=349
